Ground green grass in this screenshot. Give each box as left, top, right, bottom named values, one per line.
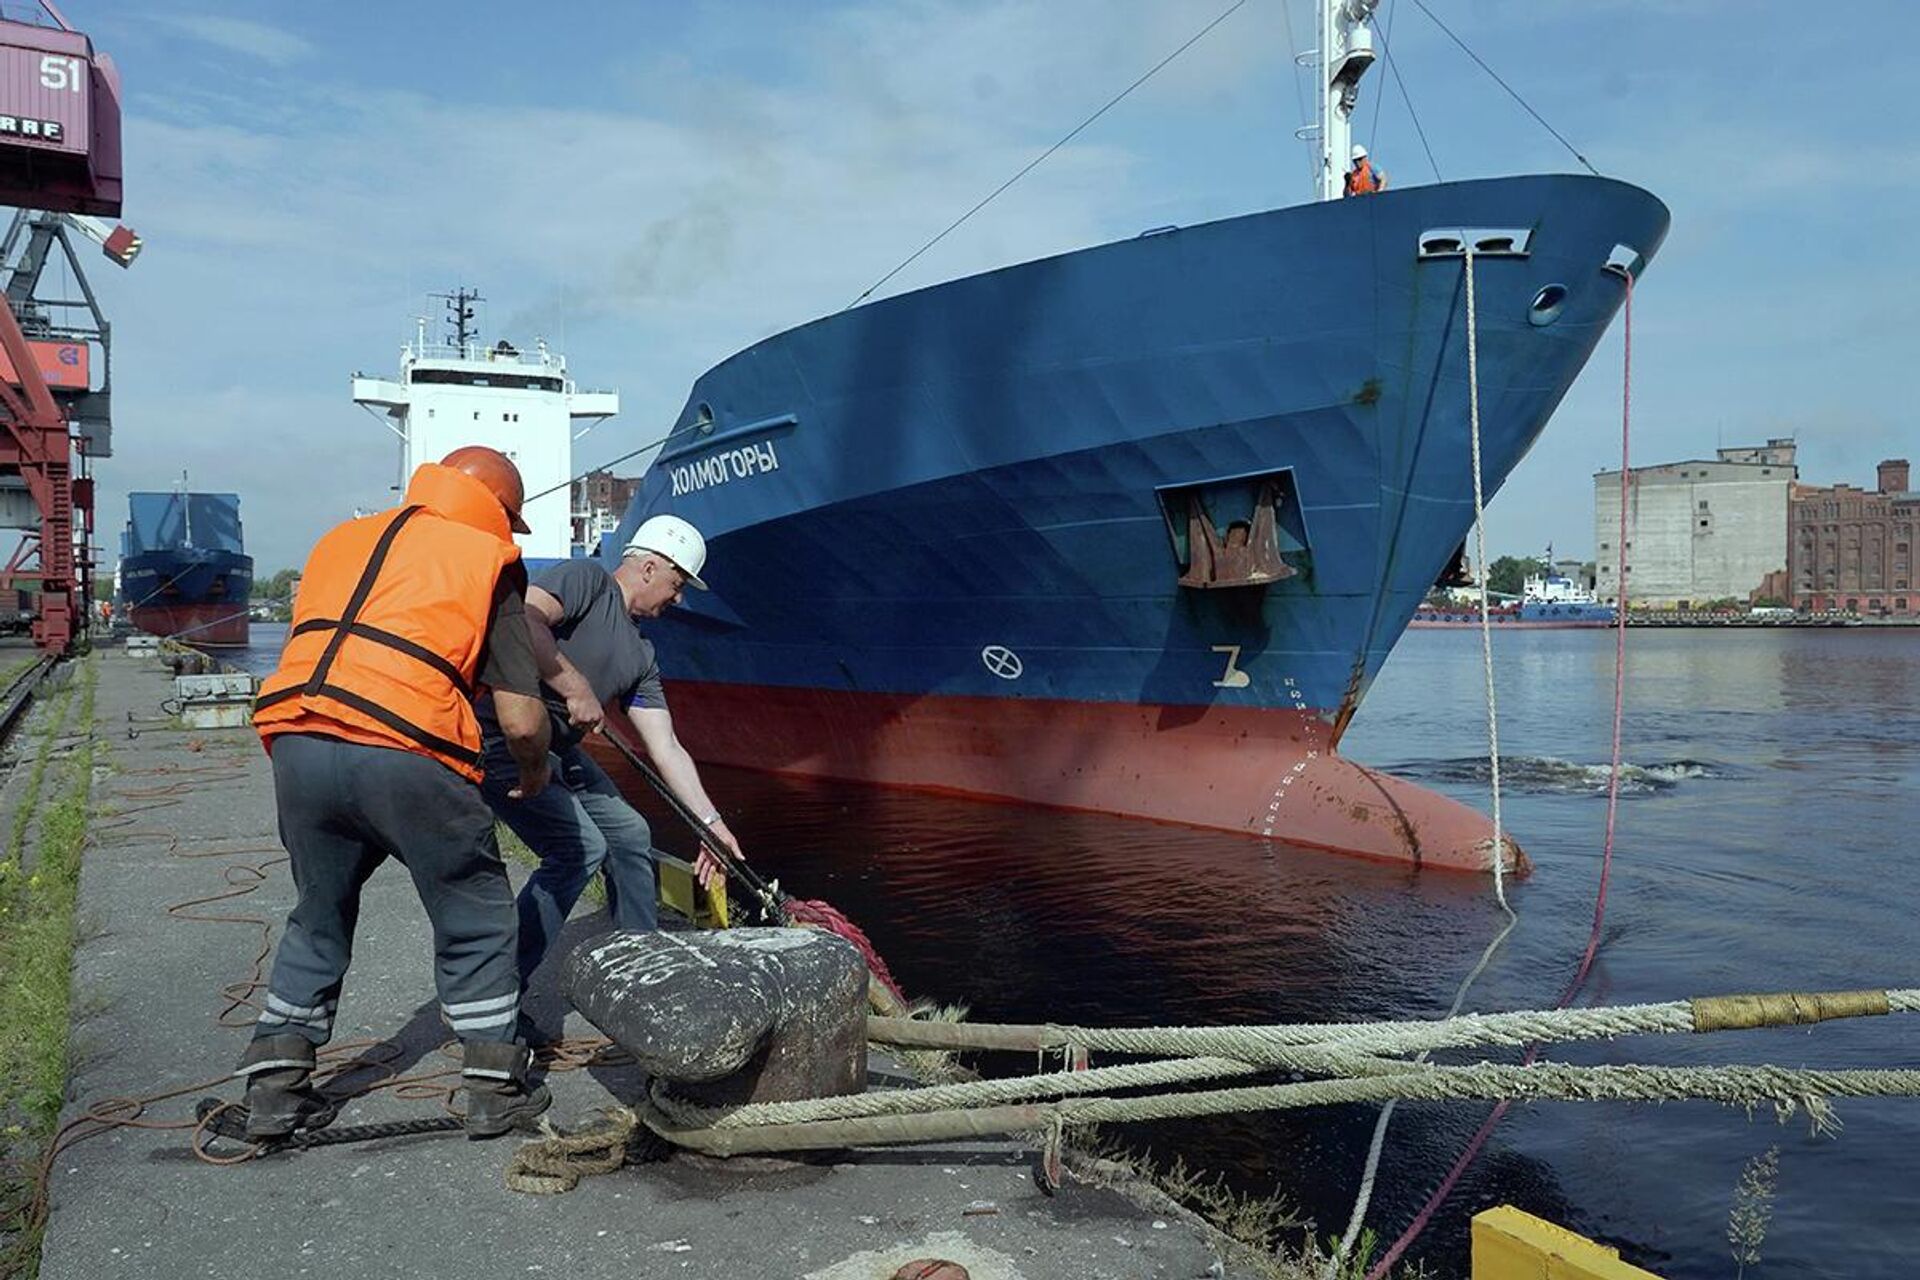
left=0, top=659, right=97, bottom=1279
left=0, top=659, right=37, bottom=695
left=1068, top=1132, right=1424, bottom=1280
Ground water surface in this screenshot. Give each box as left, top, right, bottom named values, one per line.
left=234, top=623, right=1920, bottom=1277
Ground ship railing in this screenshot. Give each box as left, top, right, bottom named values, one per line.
left=406, top=342, right=564, bottom=371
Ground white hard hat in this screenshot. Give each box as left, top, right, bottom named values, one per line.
left=1351, top=144, right=1368, bottom=161
left=624, top=514, right=709, bottom=590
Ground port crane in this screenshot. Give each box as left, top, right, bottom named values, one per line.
left=0, top=0, right=134, bottom=652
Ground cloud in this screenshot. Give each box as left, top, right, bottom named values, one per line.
left=88, top=0, right=1920, bottom=574
left=103, top=1, right=1257, bottom=569
left=151, top=14, right=315, bottom=66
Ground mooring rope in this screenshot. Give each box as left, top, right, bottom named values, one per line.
left=648, top=1054, right=1390, bottom=1132
left=1333, top=242, right=1512, bottom=1274
left=866, top=988, right=1915, bottom=1062
left=494, top=984, right=1920, bottom=1193
left=1363, top=265, right=1641, bottom=1280
left=665, top=986, right=1919, bottom=1131
left=632, top=1063, right=1920, bottom=1159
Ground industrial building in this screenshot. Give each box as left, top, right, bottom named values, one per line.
left=1592, top=439, right=1796, bottom=607
left=572, top=467, right=642, bottom=554
left=1788, top=459, right=1916, bottom=616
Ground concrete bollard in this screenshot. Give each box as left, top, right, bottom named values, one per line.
left=562, top=927, right=868, bottom=1106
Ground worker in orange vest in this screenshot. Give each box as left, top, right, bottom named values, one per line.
left=240, top=446, right=555, bottom=1141
left=1345, top=144, right=1386, bottom=196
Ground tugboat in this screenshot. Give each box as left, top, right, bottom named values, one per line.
left=1412, top=573, right=1618, bottom=629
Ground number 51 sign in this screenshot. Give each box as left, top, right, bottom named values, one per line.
left=0, top=45, right=90, bottom=155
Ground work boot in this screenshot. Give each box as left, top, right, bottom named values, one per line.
left=462, top=1040, right=552, bottom=1140
left=235, top=1033, right=338, bottom=1140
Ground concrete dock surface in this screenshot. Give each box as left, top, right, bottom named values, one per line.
left=35, top=654, right=1255, bottom=1280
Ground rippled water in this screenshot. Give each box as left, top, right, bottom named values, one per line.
left=232, top=624, right=1920, bottom=1277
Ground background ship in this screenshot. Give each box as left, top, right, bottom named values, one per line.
left=353, top=287, right=620, bottom=564
left=118, top=491, right=252, bottom=647
left=1412, top=567, right=1618, bottom=629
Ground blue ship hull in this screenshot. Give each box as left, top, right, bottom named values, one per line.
left=609, top=175, right=1668, bottom=870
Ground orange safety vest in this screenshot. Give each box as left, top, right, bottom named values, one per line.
left=254, top=464, right=522, bottom=782
left=1345, top=158, right=1384, bottom=195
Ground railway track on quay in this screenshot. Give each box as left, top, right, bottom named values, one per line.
left=0, top=652, right=59, bottom=755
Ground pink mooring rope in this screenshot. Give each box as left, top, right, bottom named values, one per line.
left=1365, top=272, right=1636, bottom=1279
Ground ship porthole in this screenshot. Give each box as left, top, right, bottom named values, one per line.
left=1528, top=284, right=1568, bottom=326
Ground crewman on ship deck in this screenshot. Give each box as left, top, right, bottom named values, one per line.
left=1345, top=144, right=1387, bottom=195
left=240, top=446, right=555, bottom=1142
left=474, top=513, right=745, bottom=1038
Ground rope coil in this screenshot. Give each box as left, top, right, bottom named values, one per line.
left=504, top=1111, right=641, bottom=1195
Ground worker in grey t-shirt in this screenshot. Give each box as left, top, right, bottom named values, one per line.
left=475, top=515, right=745, bottom=997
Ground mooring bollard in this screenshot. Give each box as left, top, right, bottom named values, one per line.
left=562, top=927, right=868, bottom=1106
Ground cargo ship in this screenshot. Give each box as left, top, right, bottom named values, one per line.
left=356, top=3, right=1664, bottom=873
left=596, top=3, right=1666, bottom=875
left=352, top=289, right=620, bottom=564
left=118, top=491, right=252, bottom=647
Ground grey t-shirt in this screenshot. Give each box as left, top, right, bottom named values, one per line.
left=480, top=558, right=667, bottom=749
left=533, top=556, right=668, bottom=744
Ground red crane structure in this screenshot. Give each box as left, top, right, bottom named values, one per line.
left=0, top=0, right=132, bottom=653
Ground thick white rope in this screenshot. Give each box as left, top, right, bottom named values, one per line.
left=1462, top=244, right=1511, bottom=903
left=863, top=988, right=1920, bottom=1060
left=1331, top=242, right=1517, bottom=1275
left=641, top=1063, right=1920, bottom=1155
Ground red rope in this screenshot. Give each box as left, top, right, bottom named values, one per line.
left=1365, top=273, right=1635, bottom=1278
left=782, top=896, right=908, bottom=1002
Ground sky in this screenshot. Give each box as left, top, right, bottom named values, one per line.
left=37, top=0, right=1920, bottom=571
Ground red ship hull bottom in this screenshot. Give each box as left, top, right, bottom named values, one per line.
left=646, top=683, right=1527, bottom=876
left=129, top=603, right=249, bottom=648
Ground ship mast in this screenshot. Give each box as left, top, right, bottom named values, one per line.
left=1314, top=0, right=1380, bottom=201
left=432, top=287, right=483, bottom=358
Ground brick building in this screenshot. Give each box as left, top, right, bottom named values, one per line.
left=1788, top=459, right=1917, bottom=616
left=571, top=469, right=642, bottom=554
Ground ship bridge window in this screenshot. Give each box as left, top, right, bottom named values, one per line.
left=409, top=369, right=564, bottom=392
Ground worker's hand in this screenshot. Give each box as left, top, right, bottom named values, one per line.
left=695, top=819, right=744, bottom=892
left=508, top=756, right=551, bottom=801
left=564, top=690, right=606, bottom=733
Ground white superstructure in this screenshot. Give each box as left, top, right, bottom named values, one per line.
left=352, top=324, right=618, bottom=560
left=1523, top=572, right=1599, bottom=605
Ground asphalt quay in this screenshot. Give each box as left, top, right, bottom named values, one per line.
left=36, top=652, right=1248, bottom=1280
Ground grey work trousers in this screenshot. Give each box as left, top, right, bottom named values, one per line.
left=251, top=733, right=520, bottom=1047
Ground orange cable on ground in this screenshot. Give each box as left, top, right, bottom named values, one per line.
left=13, top=759, right=630, bottom=1255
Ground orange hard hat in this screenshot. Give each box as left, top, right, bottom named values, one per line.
left=440, top=445, right=531, bottom=534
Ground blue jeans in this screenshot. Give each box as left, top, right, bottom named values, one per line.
left=480, top=735, right=658, bottom=982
